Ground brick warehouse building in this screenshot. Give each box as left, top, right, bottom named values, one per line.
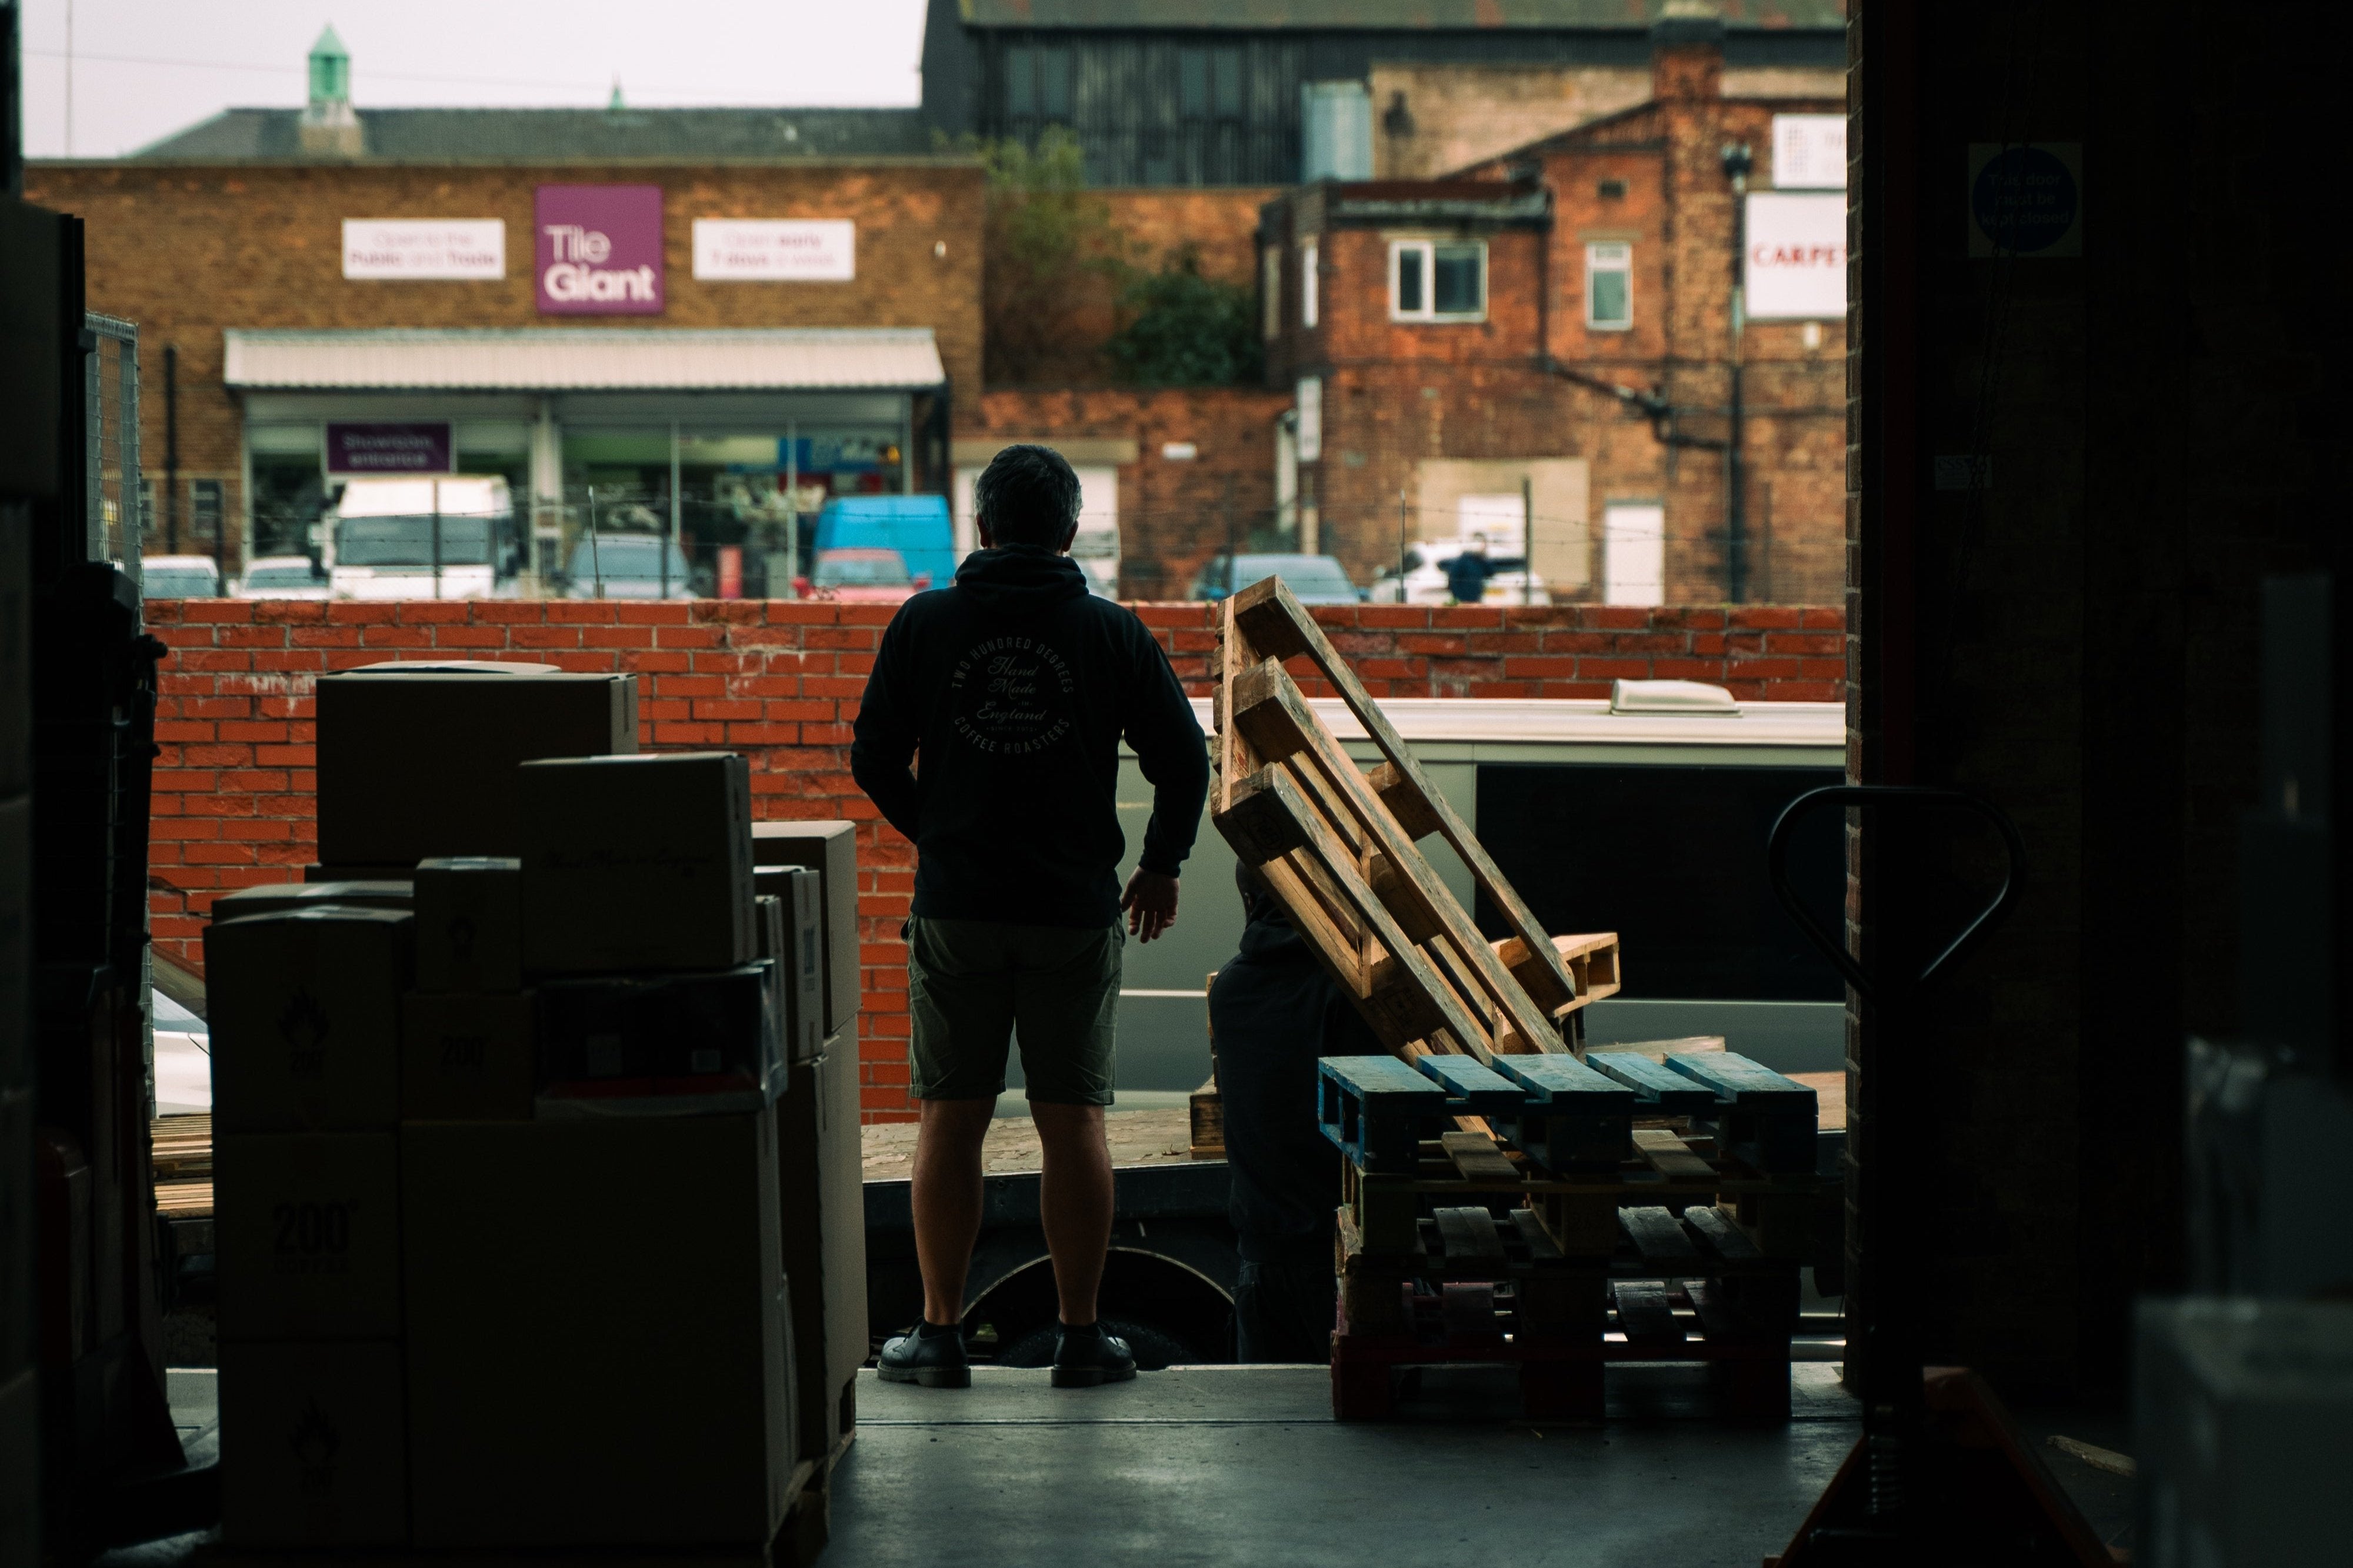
left=1259, top=16, right=1847, bottom=604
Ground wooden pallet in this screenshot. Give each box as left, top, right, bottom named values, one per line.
left=1330, top=1204, right=1803, bottom=1422
left=1211, top=577, right=1604, bottom=1064
left=1339, top=1125, right=1821, bottom=1259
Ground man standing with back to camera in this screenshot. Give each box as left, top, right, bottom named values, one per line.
left=851, top=444, right=1210, bottom=1389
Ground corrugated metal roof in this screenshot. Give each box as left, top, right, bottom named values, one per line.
left=134, top=106, right=935, bottom=164
left=959, top=0, right=1845, bottom=29
left=221, top=328, right=947, bottom=391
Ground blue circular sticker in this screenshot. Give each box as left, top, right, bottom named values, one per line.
left=1972, top=146, right=2077, bottom=254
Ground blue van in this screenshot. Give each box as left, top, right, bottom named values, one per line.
left=812, top=496, right=955, bottom=589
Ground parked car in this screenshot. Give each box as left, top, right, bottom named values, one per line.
left=235, top=555, right=331, bottom=599
left=141, top=554, right=222, bottom=598
left=1367, top=539, right=1553, bottom=606
left=795, top=547, right=929, bottom=605
left=562, top=533, right=698, bottom=599
left=1188, top=552, right=1364, bottom=605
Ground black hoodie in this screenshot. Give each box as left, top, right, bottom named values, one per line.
left=849, top=545, right=1210, bottom=928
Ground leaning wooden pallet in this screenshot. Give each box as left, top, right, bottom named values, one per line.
left=1210, top=578, right=1613, bottom=1064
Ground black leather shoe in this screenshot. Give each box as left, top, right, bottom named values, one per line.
left=1051, top=1323, right=1137, bottom=1387
left=878, top=1324, right=971, bottom=1388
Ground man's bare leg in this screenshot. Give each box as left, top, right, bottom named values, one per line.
left=1031, top=1100, right=1114, bottom=1325
left=911, top=1097, right=996, bottom=1325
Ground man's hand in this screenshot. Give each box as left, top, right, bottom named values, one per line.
left=1121, top=868, right=1179, bottom=943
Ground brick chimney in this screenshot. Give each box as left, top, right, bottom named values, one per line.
left=1651, top=0, right=1726, bottom=104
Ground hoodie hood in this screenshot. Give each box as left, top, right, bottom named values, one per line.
left=954, top=545, right=1089, bottom=615
left=1236, top=914, right=1314, bottom=964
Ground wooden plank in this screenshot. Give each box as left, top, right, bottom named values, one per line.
left=1229, top=765, right=1497, bottom=1062
left=1188, top=1076, right=1224, bottom=1160
left=1590, top=1053, right=1721, bottom=1112
left=1489, top=1053, right=1632, bottom=1108
left=1228, top=575, right=1582, bottom=1011
left=1434, top=1206, right=1508, bottom=1262
left=1323, top=1054, right=1452, bottom=1106
left=1228, top=657, right=1563, bottom=1056
left=1508, top=1207, right=1567, bottom=1265
left=1587, top=1036, right=1725, bottom=1065
left=1414, top=1055, right=1527, bottom=1116
left=1619, top=1205, right=1701, bottom=1266
left=1632, top=1126, right=1715, bottom=1182
left=1439, top=1131, right=1522, bottom=1183
left=1684, top=1203, right=1764, bottom=1262
left=1664, top=1051, right=1818, bottom=1109
left=1613, top=1280, right=1684, bottom=1346
left=1366, top=759, right=1442, bottom=839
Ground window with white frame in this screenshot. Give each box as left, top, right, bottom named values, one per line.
left=1389, top=239, right=1485, bottom=321
left=1585, top=242, right=1632, bottom=330
left=1301, top=242, right=1319, bottom=328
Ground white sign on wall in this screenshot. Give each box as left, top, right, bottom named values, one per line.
left=1296, top=376, right=1322, bottom=464
left=1771, top=115, right=1848, bottom=191
left=692, top=219, right=856, bottom=281
left=342, top=219, right=505, bottom=279
left=1744, top=192, right=1847, bottom=320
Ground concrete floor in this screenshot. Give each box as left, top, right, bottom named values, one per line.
left=831, top=1364, right=1862, bottom=1568
left=106, top=1362, right=2139, bottom=1566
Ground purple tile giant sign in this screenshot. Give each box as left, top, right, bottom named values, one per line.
left=535, top=185, right=664, bottom=315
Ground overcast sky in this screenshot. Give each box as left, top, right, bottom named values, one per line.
left=18, top=0, right=932, bottom=158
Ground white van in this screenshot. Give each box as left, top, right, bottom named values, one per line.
left=326, top=476, right=513, bottom=600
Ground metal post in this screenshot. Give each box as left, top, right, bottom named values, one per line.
left=1725, top=155, right=1751, bottom=605
left=1397, top=488, right=1409, bottom=596
left=1521, top=473, right=1534, bottom=606
left=430, top=481, right=442, bottom=600
left=113, top=322, right=141, bottom=586
left=665, top=420, right=679, bottom=600
left=84, top=322, right=102, bottom=563
left=587, top=485, right=604, bottom=599
left=785, top=419, right=798, bottom=588
left=163, top=344, right=179, bottom=553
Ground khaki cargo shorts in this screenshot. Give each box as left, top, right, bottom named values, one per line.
left=905, top=915, right=1122, bottom=1106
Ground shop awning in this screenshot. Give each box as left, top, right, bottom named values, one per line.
left=221, top=328, right=946, bottom=392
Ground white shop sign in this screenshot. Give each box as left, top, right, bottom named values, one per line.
left=1772, top=114, right=1847, bottom=191
left=692, top=219, right=856, bottom=281
left=342, top=219, right=505, bottom=280
left=1744, top=192, right=1847, bottom=321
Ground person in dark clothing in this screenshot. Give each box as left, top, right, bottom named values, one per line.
left=1444, top=539, right=1492, bottom=606
left=852, top=443, right=1211, bottom=1389
left=1208, top=863, right=1386, bottom=1362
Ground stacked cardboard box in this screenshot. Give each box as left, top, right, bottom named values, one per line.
left=753, top=821, right=869, bottom=1463
left=311, top=662, right=638, bottom=879
left=208, top=712, right=868, bottom=1552
left=206, top=906, right=416, bottom=1547
left=396, top=751, right=801, bottom=1550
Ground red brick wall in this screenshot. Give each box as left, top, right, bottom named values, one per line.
left=146, top=595, right=1842, bottom=1119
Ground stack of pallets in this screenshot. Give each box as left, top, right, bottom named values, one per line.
left=1318, top=1050, right=1819, bottom=1420
left=1209, top=576, right=1820, bottom=1420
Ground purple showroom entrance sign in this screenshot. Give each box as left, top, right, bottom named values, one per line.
left=535, top=185, right=665, bottom=315
left=326, top=422, right=452, bottom=474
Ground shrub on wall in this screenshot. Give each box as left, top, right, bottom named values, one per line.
left=1109, top=247, right=1262, bottom=388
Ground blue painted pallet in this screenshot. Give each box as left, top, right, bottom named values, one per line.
left=1487, top=1054, right=1635, bottom=1173
left=1317, top=1056, right=1449, bottom=1173
left=1665, top=1051, right=1818, bottom=1173
left=1588, top=1052, right=1722, bottom=1113
left=1411, top=1054, right=1528, bottom=1116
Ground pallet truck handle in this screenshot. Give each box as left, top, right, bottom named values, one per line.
left=1765, top=785, right=2025, bottom=1004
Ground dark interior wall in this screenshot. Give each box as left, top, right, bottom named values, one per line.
left=1852, top=0, right=2349, bottom=1398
